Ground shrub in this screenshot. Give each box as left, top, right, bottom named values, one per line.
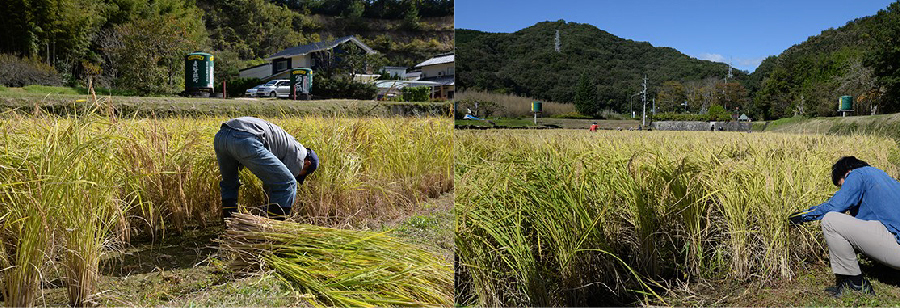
left=312, top=73, right=377, bottom=100
left=401, top=86, right=430, bottom=102
left=0, top=54, right=62, bottom=87
left=226, top=77, right=262, bottom=97
left=454, top=99, right=503, bottom=118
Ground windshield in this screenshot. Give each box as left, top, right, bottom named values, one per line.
left=264, top=80, right=278, bottom=86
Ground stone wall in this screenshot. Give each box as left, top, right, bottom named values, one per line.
left=651, top=121, right=751, bottom=132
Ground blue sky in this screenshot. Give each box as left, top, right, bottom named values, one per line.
left=455, top=0, right=896, bottom=72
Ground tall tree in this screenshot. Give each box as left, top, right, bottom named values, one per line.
left=656, top=81, right=686, bottom=113
left=574, top=73, right=597, bottom=116
left=868, top=1, right=900, bottom=114
left=100, top=0, right=206, bottom=94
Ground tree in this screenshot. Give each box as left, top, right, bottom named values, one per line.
left=656, top=81, right=686, bottom=113
left=205, top=0, right=305, bottom=60
left=868, top=1, right=900, bottom=114
left=100, top=0, right=206, bottom=95
left=574, top=73, right=597, bottom=117
left=402, top=0, right=420, bottom=29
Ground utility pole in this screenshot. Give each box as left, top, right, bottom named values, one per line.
left=642, top=75, right=648, bottom=127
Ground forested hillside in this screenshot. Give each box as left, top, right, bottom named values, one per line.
left=750, top=1, right=900, bottom=119
left=0, top=0, right=453, bottom=95
left=456, top=21, right=749, bottom=117
left=459, top=2, right=900, bottom=120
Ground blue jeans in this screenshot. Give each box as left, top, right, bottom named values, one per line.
left=214, top=125, right=296, bottom=212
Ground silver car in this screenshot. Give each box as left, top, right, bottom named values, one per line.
left=255, top=79, right=290, bottom=98
left=245, top=84, right=263, bottom=97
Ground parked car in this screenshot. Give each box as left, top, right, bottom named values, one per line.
left=245, top=84, right=264, bottom=97
left=255, top=79, right=290, bottom=98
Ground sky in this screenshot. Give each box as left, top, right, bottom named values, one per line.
left=455, top=0, right=896, bottom=73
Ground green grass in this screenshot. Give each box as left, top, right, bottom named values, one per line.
left=662, top=261, right=900, bottom=306
left=21, top=85, right=82, bottom=95
left=389, top=194, right=454, bottom=256
left=766, top=115, right=813, bottom=130
left=767, top=113, right=900, bottom=141
left=455, top=118, right=538, bottom=127
left=549, top=111, right=593, bottom=119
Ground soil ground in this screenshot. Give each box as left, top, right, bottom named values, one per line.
left=658, top=258, right=900, bottom=306
left=31, top=193, right=453, bottom=307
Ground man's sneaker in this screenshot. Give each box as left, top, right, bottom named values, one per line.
left=825, top=275, right=874, bottom=297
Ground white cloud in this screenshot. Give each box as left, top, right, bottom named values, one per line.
left=736, top=57, right=765, bottom=68
left=693, top=54, right=768, bottom=72
left=697, top=53, right=726, bottom=63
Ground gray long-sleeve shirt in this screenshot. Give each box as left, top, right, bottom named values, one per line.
left=224, top=117, right=308, bottom=178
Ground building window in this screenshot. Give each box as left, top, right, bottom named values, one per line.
left=275, top=60, right=288, bottom=72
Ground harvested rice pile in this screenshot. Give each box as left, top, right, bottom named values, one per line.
left=219, top=213, right=452, bottom=307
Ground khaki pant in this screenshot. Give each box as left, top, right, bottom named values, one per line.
left=821, top=212, right=900, bottom=275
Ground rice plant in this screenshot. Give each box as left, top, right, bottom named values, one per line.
left=0, top=114, right=125, bottom=307
left=0, top=112, right=452, bottom=307
left=219, top=213, right=453, bottom=307
left=455, top=130, right=898, bottom=306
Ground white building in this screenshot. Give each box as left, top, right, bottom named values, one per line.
left=413, top=53, right=454, bottom=99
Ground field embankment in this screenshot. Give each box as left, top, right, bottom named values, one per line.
left=766, top=113, right=900, bottom=141
left=454, top=91, right=575, bottom=118
left=455, top=130, right=900, bottom=306
left=0, top=92, right=450, bottom=117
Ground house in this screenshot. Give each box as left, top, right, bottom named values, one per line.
left=404, top=71, right=422, bottom=81
left=239, top=36, right=377, bottom=81
left=380, top=66, right=407, bottom=79
left=374, top=80, right=441, bottom=100
left=414, top=53, right=454, bottom=99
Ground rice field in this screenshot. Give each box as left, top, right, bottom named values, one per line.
left=0, top=112, right=452, bottom=306
left=454, top=129, right=900, bottom=306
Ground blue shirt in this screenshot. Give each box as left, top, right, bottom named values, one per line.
left=800, top=166, right=900, bottom=243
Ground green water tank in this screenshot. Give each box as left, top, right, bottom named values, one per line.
left=290, top=68, right=313, bottom=100
left=185, top=52, right=214, bottom=92
left=532, top=101, right=542, bottom=113
left=839, top=95, right=853, bottom=111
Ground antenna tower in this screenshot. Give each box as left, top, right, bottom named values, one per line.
left=555, top=30, right=560, bottom=52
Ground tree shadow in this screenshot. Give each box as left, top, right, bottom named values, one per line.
left=100, top=226, right=224, bottom=277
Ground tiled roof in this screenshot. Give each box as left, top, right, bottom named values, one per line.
left=266, top=36, right=375, bottom=60
left=414, top=54, right=454, bottom=68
